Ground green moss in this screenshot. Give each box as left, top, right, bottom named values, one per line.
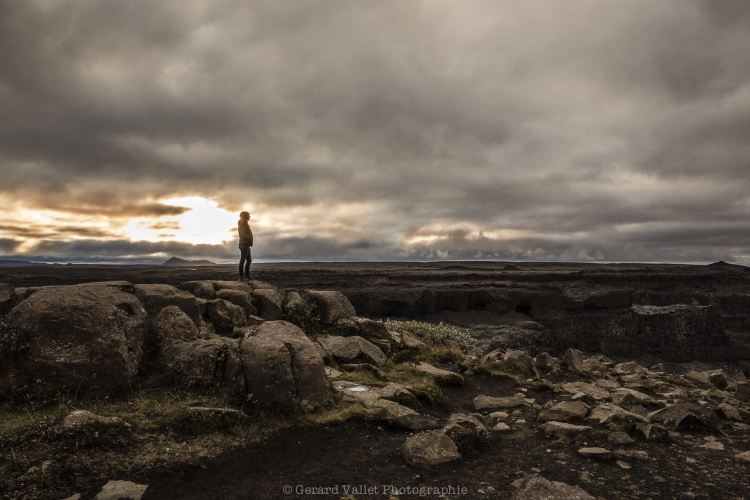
left=384, top=319, right=476, bottom=350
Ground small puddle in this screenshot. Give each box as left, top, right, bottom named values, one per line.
left=346, top=386, right=369, bottom=392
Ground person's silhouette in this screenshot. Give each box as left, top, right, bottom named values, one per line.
left=238, top=212, right=253, bottom=281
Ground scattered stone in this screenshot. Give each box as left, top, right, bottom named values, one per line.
left=373, top=399, right=439, bottom=431
left=532, top=352, right=560, bottom=372
left=614, top=449, right=649, bottom=461
left=581, top=358, right=608, bottom=374
left=595, top=379, right=620, bottom=390
left=541, top=421, right=592, bottom=438
left=736, top=451, right=750, bottom=462
left=614, top=361, right=648, bottom=375
left=373, top=383, right=418, bottom=407
left=700, top=440, right=725, bottom=451
left=537, top=401, right=589, bottom=423
left=94, top=480, right=148, bottom=500
left=62, top=410, right=125, bottom=429
left=497, top=349, right=534, bottom=377
left=443, top=413, right=489, bottom=452
left=736, top=382, right=750, bottom=401
left=561, top=382, right=610, bottom=401
left=685, top=371, right=711, bottom=386
left=317, top=336, right=387, bottom=366
left=413, top=362, right=464, bottom=385
left=607, top=431, right=634, bottom=445
left=716, top=402, right=741, bottom=421
left=510, top=474, right=595, bottom=500
left=561, top=348, right=585, bottom=372
left=61, top=495, right=81, bottom=500
left=650, top=402, right=721, bottom=431
left=401, top=431, right=461, bottom=466
left=493, top=422, right=511, bottom=432
left=587, top=404, right=649, bottom=425
left=489, top=411, right=509, bottom=419
left=578, top=447, right=612, bottom=460
left=634, top=423, right=671, bottom=443
left=616, top=460, right=632, bottom=470
left=707, top=370, right=729, bottom=390
left=325, top=366, right=342, bottom=379
left=612, top=388, right=657, bottom=407
left=474, top=395, right=531, bottom=411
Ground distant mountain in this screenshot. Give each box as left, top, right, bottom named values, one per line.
left=707, top=260, right=748, bottom=271
left=0, top=259, right=46, bottom=266
left=162, top=257, right=217, bottom=267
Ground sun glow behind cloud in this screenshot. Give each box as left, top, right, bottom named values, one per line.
left=122, top=196, right=240, bottom=245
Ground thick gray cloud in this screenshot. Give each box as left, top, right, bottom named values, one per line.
left=1, top=0, right=749, bottom=263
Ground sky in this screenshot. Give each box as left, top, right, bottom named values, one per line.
left=1, top=0, right=749, bottom=264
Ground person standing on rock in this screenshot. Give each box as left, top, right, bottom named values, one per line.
left=238, top=211, right=253, bottom=282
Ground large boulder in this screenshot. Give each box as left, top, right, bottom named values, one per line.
left=153, top=306, right=198, bottom=363
left=205, top=299, right=246, bottom=335
left=5, top=284, right=147, bottom=394
left=133, top=284, right=202, bottom=327
left=240, top=321, right=331, bottom=411
left=215, top=289, right=258, bottom=317
left=302, top=290, right=356, bottom=323
left=317, top=336, right=387, bottom=366
left=163, top=337, right=233, bottom=387
left=251, top=288, right=285, bottom=320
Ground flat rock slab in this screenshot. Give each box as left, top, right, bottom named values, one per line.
left=318, top=336, right=387, bottom=366
left=736, top=451, right=750, bottom=462
left=474, top=395, right=532, bottom=411
left=62, top=410, right=125, bottom=429
left=542, top=421, right=592, bottom=438
left=510, top=473, right=595, bottom=500
left=94, top=480, right=148, bottom=500
left=401, top=431, right=461, bottom=466
left=493, top=422, right=511, bottom=432
left=561, top=382, right=610, bottom=401
left=578, top=447, right=612, bottom=460
left=413, top=362, right=464, bottom=385
left=587, top=404, right=649, bottom=425
left=537, top=401, right=589, bottom=422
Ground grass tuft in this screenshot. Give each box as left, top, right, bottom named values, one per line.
left=384, top=319, right=476, bottom=350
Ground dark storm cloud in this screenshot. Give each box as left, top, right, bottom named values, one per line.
left=1, top=0, right=750, bottom=263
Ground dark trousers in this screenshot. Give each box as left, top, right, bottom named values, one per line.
left=239, top=245, right=251, bottom=277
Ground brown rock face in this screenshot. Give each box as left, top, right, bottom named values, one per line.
left=6, top=284, right=147, bottom=394
left=133, top=284, right=203, bottom=327
left=241, top=321, right=331, bottom=411
left=302, top=290, right=356, bottom=323
left=163, top=337, right=231, bottom=387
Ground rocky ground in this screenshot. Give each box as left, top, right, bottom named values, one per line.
left=1, top=263, right=750, bottom=499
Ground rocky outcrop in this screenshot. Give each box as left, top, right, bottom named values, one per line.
left=251, top=288, right=285, bottom=320
left=215, top=289, right=258, bottom=317
left=5, top=283, right=147, bottom=394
